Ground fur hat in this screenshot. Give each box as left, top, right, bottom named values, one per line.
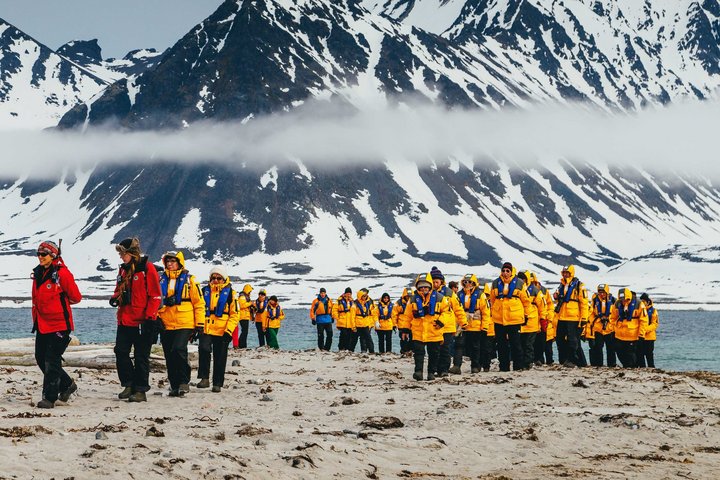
left=115, top=237, right=141, bottom=257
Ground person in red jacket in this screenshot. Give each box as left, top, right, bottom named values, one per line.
left=110, top=238, right=162, bottom=402
left=31, top=240, right=82, bottom=409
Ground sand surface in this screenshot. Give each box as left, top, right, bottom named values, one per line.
left=1, top=341, right=719, bottom=479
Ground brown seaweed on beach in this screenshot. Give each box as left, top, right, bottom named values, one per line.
left=236, top=425, right=272, bottom=436
left=0, top=425, right=52, bottom=438
left=360, top=416, right=404, bottom=429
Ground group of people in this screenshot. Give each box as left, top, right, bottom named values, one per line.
left=309, top=263, right=659, bottom=381
left=29, top=236, right=659, bottom=408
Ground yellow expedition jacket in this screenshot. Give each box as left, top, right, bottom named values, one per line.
left=398, top=290, right=449, bottom=343
left=376, top=301, right=395, bottom=331
left=353, top=295, right=377, bottom=329
left=332, top=296, right=355, bottom=330
left=555, top=277, right=589, bottom=322
left=459, top=287, right=493, bottom=336
left=610, top=295, right=649, bottom=342
left=202, top=280, right=240, bottom=337
left=263, top=304, right=285, bottom=329
left=238, top=284, right=254, bottom=321
left=490, top=275, right=532, bottom=327
left=437, top=286, right=467, bottom=334
left=158, top=269, right=206, bottom=330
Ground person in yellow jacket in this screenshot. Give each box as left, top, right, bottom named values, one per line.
left=637, top=293, right=658, bottom=368
left=490, top=262, right=532, bottom=372
left=375, top=293, right=395, bottom=354
left=398, top=273, right=450, bottom=381
left=553, top=264, right=589, bottom=368
left=518, top=270, right=546, bottom=370
left=530, top=273, right=555, bottom=365
left=588, top=284, right=616, bottom=367
left=332, top=287, right=355, bottom=351
left=431, top=267, right=467, bottom=377
left=262, top=295, right=285, bottom=349
left=610, top=288, right=649, bottom=368
left=197, top=266, right=239, bottom=392
left=352, top=288, right=377, bottom=353
left=455, top=274, right=491, bottom=373
left=310, top=287, right=334, bottom=351
left=253, top=289, right=269, bottom=347
left=158, top=251, right=206, bottom=397
left=392, top=288, right=412, bottom=355
left=231, top=283, right=253, bottom=349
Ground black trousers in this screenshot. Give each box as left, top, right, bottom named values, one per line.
left=160, top=329, right=193, bottom=390
left=479, top=332, right=496, bottom=370
left=255, top=322, right=267, bottom=347
left=495, top=324, right=523, bottom=371
left=337, top=327, right=350, bottom=351
left=376, top=330, right=393, bottom=354
left=238, top=320, right=249, bottom=349
left=534, top=330, right=547, bottom=363
left=35, top=331, right=72, bottom=402
left=436, top=333, right=453, bottom=373
left=637, top=339, right=655, bottom=368
left=556, top=321, right=581, bottom=366
left=197, top=333, right=231, bottom=387
left=615, top=339, right=638, bottom=368
left=590, top=332, right=617, bottom=367
left=115, top=324, right=154, bottom=393
left=316, top=323, right=333, bottom=351
left=413, top=340, right=441, bottom=376
left=347, top=329, right=360, bottom=352
left=521, top=332, right=537, bottom=369
left=357, top=327, right=374, bottom=353
left=399, top=329, right=413, bottom=354
left=452, top=332, right=465, bottom=367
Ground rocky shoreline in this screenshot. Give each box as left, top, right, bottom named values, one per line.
left=1, top=343, right=719, bottom=479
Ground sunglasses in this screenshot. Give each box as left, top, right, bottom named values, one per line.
left=165, top=258, right=178, bottom=263
left=36, top=252, right=50, bottom=257
left=462, top=280, right=474, bottom=285
left=502, top=268, right=511, bottom=273
left=210, top=275, right=224, bottom=281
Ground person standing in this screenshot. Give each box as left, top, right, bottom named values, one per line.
left=352, top=288, right=376, bottom=353
left=456, top=274, right=491, bottom=373
left=588, top=284, right=616, bottom=367
left=263, top=295, right=285, bottom=349
left=431, top=268, right=467, bottom=376
left=233, top=284, right=253, bottom=349
left=198, top=266, right=239, bottom=392
left=31, top=241, right=82, bottom=408
left=518, top=270, right=546, bottom=370
left=490, top=262, right=532, bottom=372
left=392, top=288, right=412, bottom=356
left=310, top=288, right=334, bottom=351
left=333, top=288, right=355, bottom=351
left=376, top=293, right=395, bottom=354
left=111, top=238, right=162, bottom=403
left=637, top=293, right=658, bottom=368
left=254, top=289, right=269, bottom=347
left=531, top=273, right=554, bottom=365
left=158, top=251, right=206, bottom=397
left=554, top=265, right=589, bottom=368
left=611, top=288, right=648, bottom=368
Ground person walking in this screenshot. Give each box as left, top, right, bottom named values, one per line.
left=352, top=288, right=376, bottom=353
left=431, top=267, right=467, bottom=376
left=333, top=288, right=356, bottom=351
left=392, top=288, right=412, bottom=356
left=263, top=295, right=285, bottom=349
left=376, top=293, right=395, bottom=354
left=254, top=289, right=269, bottom=347
left=611, top=288, right=649, bottom=368
left=588, top=284, right=616, bottom=367
left=310, top=288, right=334, bottom=351
left=530, top=273, right=554, bottom=365
left=637, top=292, right=658, bottom=368
left=455, top=274, right=491, bottom=373
left=158, top=251, right=206, bottom=397
left=31, top=240, right=82, bottom=408
left=518, top=270, right=546, bottom=370
left=111, top=238, right=162, bottom=402
left=398, top=274, right=449, bottom=381
left=553, top=265, right=589, bottom=368
left=197, top=266, right=239, bottom=392
left=490, top=262, right=532, bottom=371
left=233, top=284, right=253, bottom=349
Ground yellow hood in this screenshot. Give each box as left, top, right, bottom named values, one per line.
left=242, top=284, right=253, bottom=295
left=162, top=250, right=186, bottom=269
left=463, top=273, right=479, bottom=286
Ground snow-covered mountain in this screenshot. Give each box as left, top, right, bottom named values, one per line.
left=56, top=39, right=164, bottom=83
left=2, top=0, right=720, bottom=306
left=0, top=18, right=108, bottom=129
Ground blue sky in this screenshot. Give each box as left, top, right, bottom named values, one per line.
left=0, top=0, right=217, bottom=58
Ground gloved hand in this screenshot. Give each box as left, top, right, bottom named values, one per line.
left=392, top=326, right=397, bottom=333
left=523, top=316, right=529, bottom=326
left=311, top=320, right=316, bottom=325
left=109, top=297, right=120, bottom=308
left=190, top=326, right=204, bottom=343
left=223, top=332, right=232, bottom=343
left=540, top=319, right=549, bottom=332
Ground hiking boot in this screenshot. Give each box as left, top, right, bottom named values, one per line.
left=211, top=386, right=221, bottom=393
left=448, top=365, right=461, bottom=375
left=196, top=379, right=210, bottom=389
left=59, top=381, right=77, bottom=402
left=128, top=392, right=147, bottom=402
left=179, top=383, right=190, bottom=394
left=426, top=373, right=436, bottom=381
left=37, top=399, right=55, bottom=409
left=118, top=386, right=133, bottom=400
left=482, top=367, right=490, bottom=372
left=168, top=389, right=186, bottom=397
left=471, top=367, right=481, bottom=374
left=412, top=371, right=423, bottom=381
left=438, top=372, right=449, bottom=377
left=563, top=362, right=577, bottom=369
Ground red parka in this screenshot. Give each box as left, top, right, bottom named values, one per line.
left=113, top=256, right=162, bottom=326
left=31, top=259, right=82, bottom=334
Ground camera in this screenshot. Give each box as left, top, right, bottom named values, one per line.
left=554, top=302, right=562, bottom=314
left=109, top=297, right=119, bottom=308
left=163, top=296, right=177, bottom=307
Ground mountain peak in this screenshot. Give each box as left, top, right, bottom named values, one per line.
left=57, top=39, right=103, bottom=64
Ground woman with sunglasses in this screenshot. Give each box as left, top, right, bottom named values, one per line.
left=31, top=240, right=82, bottom=408
left=111, top=237, right=162, bottom=402
left=490, top=262, right=532, bottom=371
left=197, top=266, right=239, bottom=392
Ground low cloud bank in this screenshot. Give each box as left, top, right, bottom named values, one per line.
left=2, top=99, right=719, bottom=178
